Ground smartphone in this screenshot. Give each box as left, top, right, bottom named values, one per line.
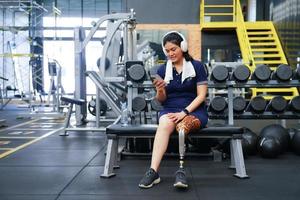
left=150, top=74, right=162, bottom=82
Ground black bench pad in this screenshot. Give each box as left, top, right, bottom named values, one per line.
left=106, top=124, right=243, bottom=138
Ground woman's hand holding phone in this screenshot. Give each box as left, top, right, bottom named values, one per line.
left=152, top=75, right=166, bottom=91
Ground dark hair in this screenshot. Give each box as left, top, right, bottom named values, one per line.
left=162, top=32, right=194, bottom=61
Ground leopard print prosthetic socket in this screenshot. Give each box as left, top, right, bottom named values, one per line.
left=176, top=115, right=201, bottom=134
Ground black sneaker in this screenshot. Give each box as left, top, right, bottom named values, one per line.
left=174, top=168, right=188, bottom=188
left=139, top=168, right=161, bottom=189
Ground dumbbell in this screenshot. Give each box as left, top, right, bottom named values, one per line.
left=210, top=65, right=229, bottom=82
left=247, top=96, right=267, bottom=113
left=231, top=64, right=251, bottom=82
left=233, top=96, right=247, bottom=113
left=251, top=64, right=271, bottom=81
left=132, top=96, right=147, bottom=111
left=271, top=64, right=293, bottom=81
left=126, top=61, right=146, bottom=83
left=209, top=96, right=227, bottom=113
left=265, top=96, right=287, bottom=113
left=288, top=96, right=300, bottom=113
left=150, top=98, right=163, bottom=111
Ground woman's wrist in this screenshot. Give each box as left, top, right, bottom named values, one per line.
left=157, top=88, right=165, bottom=93
left=182, top=108, right=190, bottom=115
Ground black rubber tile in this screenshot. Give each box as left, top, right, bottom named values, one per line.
left=62, top=164, right=198, bottom=198
left=0, top=195, right=56, bottom=200
left=0, top=129, right=56, bottom=137
left=0, top=138, right=34, bottom=148
left=0, top=148, right=100, bottom=166
left=25, top=134, right=107, bottom=150
left=58, top=194, right=198, bottom=200
left=16, top=123, right=64, bottom=129
left=88, top=144, right=107, bottom=166
left=49, top=131, right=107, bottom=138
left=0, top=150, right=9, bottom=154
left=190, top=156, right=300, bottom=200
left=0, top=166, right=81, bottom=195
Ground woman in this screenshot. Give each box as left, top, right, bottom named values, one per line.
left=139, top=31, right=208, bottom=189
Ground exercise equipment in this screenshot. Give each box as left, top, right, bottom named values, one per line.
left=233, top=96, right=247, bottom=113
left=288, top=96, right=300, bottom=113
left=47, top=60, right=65, bottom=112
left=126, top=61, right=146, bottom=83
left=247, top=96, right=267, bottom=113
left=150, top=98, right=163, bottom=111
left=294, top=66, right=300, bottom=80
left=96, top=57, right=110, bottom=70
left=209, top=96, right=227, bottom=113
left=210, top=65, right=229, bottom=82
left=260, top=124, right=290, bottom=153
left=88, top=98, right=108, bottom=116
left=242, top=128, right=258, bottom=156
left=74, top=10, right=136, bottom=125
left=132, top=96, right=147, bottom=111
left=271, top=64, right=293, bottom=82
left=291, top=129, right=300, bottom=155
left=257, top=136, right=281, bottom=158
left=231, top=64, right=251, bottom=82
left=251, top=64, right=271, bottom=81
left=266, top=96, right=287, bottom=113
left=60, top=96, right=86, bottom=136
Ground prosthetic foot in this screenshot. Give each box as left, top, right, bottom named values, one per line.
left=174, top=115, right=201, bottom=188
left=174, top=128, right=188, bottom=188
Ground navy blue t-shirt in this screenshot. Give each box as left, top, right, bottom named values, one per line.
left=156, top=60, right=208, bottom=127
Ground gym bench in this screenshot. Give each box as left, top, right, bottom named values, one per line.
left=101, top=123, right=248, bottom=179
left=60, top=96, right=86, bottom=136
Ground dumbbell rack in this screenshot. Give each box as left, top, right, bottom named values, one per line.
left=208, top=79, right=300, bottom=123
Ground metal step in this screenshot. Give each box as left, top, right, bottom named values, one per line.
left=247, top=31, right=273, bottom=35
left=251, top=49, right=279, bottom=52
left=253, top=54, right=281, bottom=58
left=254, top=60, right=284, bottom=64
left=250, top=42, right=277, bottom=46
left=248, top=37, right=275, bottom=41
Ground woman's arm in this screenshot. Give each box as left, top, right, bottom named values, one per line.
left=185, top=84, right=207, bottom=113
left=153, top=79, right=167, bottom=102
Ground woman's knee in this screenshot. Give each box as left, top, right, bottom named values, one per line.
left=158, top=115, right=175, bottom=133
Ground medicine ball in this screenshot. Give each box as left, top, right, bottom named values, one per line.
left=260, top=124, right=289, bottom=153
left=291, top=129, right=300, bottom=155
left=242, top=128, right=258, bottom=156
left=257, top=136, right=281, bottom=158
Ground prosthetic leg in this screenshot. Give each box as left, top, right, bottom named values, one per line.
left=174, top=115, right=201, bottom=188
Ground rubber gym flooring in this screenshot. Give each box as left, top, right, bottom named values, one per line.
left=0, top=108, right=300, bottom=200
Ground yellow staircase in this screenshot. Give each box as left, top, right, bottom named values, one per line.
left=200, top=0, right=299, bottom=100
left=245, top=22, right=287, bottom=68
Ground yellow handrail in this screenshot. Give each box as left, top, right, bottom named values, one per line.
left=235, top=0, right=255, bottom=70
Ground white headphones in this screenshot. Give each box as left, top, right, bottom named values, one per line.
left=161, top=31, right=188, bottom=56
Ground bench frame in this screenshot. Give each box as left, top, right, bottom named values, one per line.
left=101, top=124, right=248, bottom=179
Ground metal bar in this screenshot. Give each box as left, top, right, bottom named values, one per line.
left=231, top=139, right=248, bottom=178
left=204, top=13, right=234, bottom=16
left=204, top=5, right=234, bottom=8
left=101, top=138, right=118, bottom=178
left=227, top=87, right=234, bottom=126
left=82, top=13, right=132, bottom=51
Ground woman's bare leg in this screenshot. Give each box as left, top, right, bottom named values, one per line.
left=150, top=115, right=176, bottom=172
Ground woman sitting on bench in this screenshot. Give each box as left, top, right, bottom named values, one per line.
left=139, top=31, right=208, bottom=189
